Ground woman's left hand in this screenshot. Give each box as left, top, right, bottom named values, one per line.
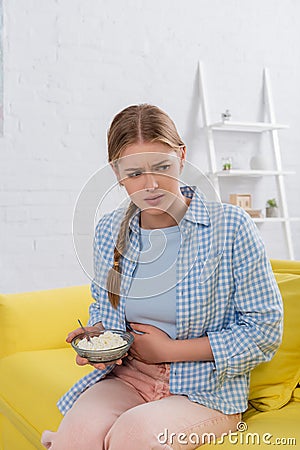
left=128, top=323, right=173, bottom=364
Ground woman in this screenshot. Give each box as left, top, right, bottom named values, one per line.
left=42, top=104, right=283, bottom=450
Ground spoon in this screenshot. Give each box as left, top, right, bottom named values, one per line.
left=126, top=321, right=145, bottom=335
left=78, top=319, right=91, bottom=342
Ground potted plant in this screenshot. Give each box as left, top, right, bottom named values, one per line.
left=222, top=156, right=232, bottom=171
left=266, top=198, right=278, bottom=218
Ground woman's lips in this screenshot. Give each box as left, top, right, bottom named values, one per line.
left=144, top=194, right=164, bottom=206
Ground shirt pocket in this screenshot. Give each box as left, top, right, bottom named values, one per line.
left=192, top=254, right=224, bottom=304
left=192, top=258, right=234, bottom=332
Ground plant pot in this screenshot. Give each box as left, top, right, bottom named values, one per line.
left=266, top=207, right=278, bottom=218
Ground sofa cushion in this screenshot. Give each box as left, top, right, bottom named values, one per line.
left=248, top=272, right=300, bottom=411
left=0, top=285, right=91, bottom=357
left=0, top=412, right=39, bottom=450
left=231, top=397, right=299, bottom=448
left=0, top=348, right=94, bottom=443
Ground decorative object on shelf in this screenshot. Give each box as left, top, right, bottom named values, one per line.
left=222, top=156, right=232, bottom=171
left=250, top=153, right=268, bottom=170
left=230, top=193, right=252, bottom=209
left=245, top=209, right=263, bottom=219
left=230, top=193, right=262, bottom=218
left=221, top=109, right=231, bottom=122
left=266, top=198, right=278, bottom=218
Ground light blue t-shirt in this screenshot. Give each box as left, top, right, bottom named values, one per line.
left=125, top=225, right=181, bottom=339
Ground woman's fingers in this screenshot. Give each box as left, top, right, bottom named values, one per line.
left=76, top=355, right=89, bottom=366
left=66, top=328, right=83, bottom=343
left=92, top=354, right=128, bottom=370
left=76, top=355, right=106, bottom=370
left=91, top=362, right=107, bottom=370
left=76, top=354, right=128, bottom=369
left=66, top=326, right=100, bottom=343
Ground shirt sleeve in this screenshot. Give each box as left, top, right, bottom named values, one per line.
left=88, top=281, right=105, bottom=326
left=207, top=210, right=283, bottom=385
left=87, top=217, right=112, bottom=327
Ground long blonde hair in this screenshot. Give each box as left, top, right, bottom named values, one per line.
left=106, top=104, right=185, bottom=308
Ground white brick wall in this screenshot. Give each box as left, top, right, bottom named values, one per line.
left=0, top=0, right=300, bottom=293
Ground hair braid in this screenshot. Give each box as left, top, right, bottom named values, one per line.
left=106, top=201, right=138, bottom=308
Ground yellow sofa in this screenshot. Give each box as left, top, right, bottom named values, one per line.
left=1, top=259, right=299, bottom=449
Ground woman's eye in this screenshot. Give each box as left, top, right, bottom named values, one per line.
left=127, top=165, right=170, bottom=177
left=128, top=171, right=142, bottom=178
left=156, top=165, right=171, bottom=171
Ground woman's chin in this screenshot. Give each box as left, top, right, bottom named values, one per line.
left=142, top=206, right=167, bottom=215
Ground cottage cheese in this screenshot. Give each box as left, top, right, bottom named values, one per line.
left=77, top=331, right=126, bottom=351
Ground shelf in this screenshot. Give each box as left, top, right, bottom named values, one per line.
left=253, top=218, right=286, bottom=223
left=207, top=170, right=295, bottom=178
left=208, top=121, right=289, bottom=133
left=253, top=217, right=300, bottom=223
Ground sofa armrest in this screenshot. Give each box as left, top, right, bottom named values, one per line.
left=271, top=259, right=300, bottom=275
left=0, top=285, right=91, bottom=358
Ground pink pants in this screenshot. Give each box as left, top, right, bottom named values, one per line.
left=41, top=358, right=241, bottom=450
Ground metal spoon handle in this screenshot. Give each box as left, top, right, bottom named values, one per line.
left=126, top=321, right=145, bottom=335
left=78, top=319, right=91, bottom=341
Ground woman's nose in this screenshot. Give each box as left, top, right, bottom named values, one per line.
left=144, top=172, right=159, bottom=191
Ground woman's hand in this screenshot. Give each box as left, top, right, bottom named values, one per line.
left=128, top=323, right=173, bottom=364
left=128, top=324, right=214, bottom=364
left=66, top=324, right=126, bottom=370
left=66, top=324, right=104, bottom=344
left=75, top=353, right=127, bottom=370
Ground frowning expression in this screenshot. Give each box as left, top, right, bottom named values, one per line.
left=112, top=142, right=186, bottom=218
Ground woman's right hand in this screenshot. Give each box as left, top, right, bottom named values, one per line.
left=66, top=324, right=103, bottom=344
left=66, top=324, right=126, bottom=370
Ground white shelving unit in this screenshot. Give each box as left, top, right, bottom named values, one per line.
left=209, top=170, right=294, bottom=178
left=208, top=121, right=288, bottom=133
left=198, top=61, right=298, bottom=260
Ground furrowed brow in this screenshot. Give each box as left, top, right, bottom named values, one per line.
left=151, top=159, right=171, bottom=168
left=123, top=159, right=172, bottom=172
left=124, top=166, right=144, bottom=172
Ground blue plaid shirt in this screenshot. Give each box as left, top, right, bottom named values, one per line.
left=57, top=186, right=283, bottom=415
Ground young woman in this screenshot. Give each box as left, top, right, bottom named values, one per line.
left=42, top=104, right=283, bottom=450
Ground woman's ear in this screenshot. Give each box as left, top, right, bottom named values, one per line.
left=179, top=146, right=187, bottom=172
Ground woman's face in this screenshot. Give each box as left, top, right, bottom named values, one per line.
left=112, top=142, right=187, bottom=222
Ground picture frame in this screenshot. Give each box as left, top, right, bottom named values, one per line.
left=229, top=194, right=252, bottom=209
